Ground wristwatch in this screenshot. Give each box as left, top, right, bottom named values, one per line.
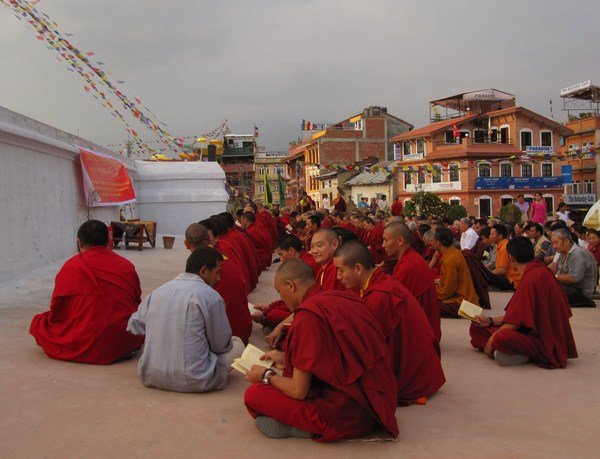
left=261, top=368, right=276, bottom=385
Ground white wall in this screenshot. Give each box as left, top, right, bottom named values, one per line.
left=351, top=183, right=393, bottom=204
left=0, top=106, right=124, bottom=286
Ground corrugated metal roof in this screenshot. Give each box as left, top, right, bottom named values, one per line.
left=344, top=160, right=396, bottom=186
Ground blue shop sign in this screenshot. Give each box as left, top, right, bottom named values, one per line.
left=475, top=176, right=563, bottom=190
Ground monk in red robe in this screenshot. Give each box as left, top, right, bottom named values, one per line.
left=311, top=228, right=346, bottom=291
left=185, top=224, right=252, bottom=344
left=383, top=222, right=442, bottom=345
left=241, top=211, right=273, bottom=271
left=334, top=241, right=445, bottom=405
left=30, top=220, right=144, bottom=364
left=252, top=235, right=319, bottom=330
left=364, top=218, right=386, bottom=264
left=228, top=221, right=261, bottom=290
left=470, top=236, right=578, bottom=368
left=243, top=259, right=399, bottom=441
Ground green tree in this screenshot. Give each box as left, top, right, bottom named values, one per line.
left=403, top=192, right=449, bottom=219
left=446, top=204, right=468, bottom=221
left=499, top=204, right=522, bottom=225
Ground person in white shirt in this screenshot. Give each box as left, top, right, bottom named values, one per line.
left=555, top=202, right=570, bottom=223
left=378, top=194, right=388, bottom=211
left=127, top=246, right=244, bottom=392
left=322, top=194, right=331, bottom=211
left=459, top=217, right=479, bottom=251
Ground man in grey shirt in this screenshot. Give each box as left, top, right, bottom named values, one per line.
left=550, top=229, right=597, bottom=308
left=127, top=247, right=244, bottom=392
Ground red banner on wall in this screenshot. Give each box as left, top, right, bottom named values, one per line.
left=79, top=147, right=136, bottom=206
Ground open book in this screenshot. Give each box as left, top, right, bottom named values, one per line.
left=231, top=343, right=274, bottom=375
left=458, top=300, right=483, bottom=322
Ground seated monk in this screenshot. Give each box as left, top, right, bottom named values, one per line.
left=29, top=220, right=144, bottom=364
left=243, top=259, right=399, bottom=441
left=333, top=241, right=445, bottom=405
left=252, top=235, right=319, bottom=331
left=219, top=211, right=260, bottom=291
left=185, top=223, right=252, bottom=344
left=264, top=228, right=346, bottom=348
left=470, top=236, right=578, bottom=368
left=127, top=247, right=245, bottom=392
left=383, top=222, right=441, bottom=344
left=364, top=218, right=386, bottom=264
left=241, top=211, right=273, bottom=272
left=433, top=228, right=479, bottom=317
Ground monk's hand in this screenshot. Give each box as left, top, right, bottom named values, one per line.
left=263, top=350, right=285, bottom=370
left=245, top=365, right=268, bottom=383
left=484, top=334, right=495, bottom=357
left=474, top=315, right=490, bottom=328
left=265, top=324, right=284, bottom=348
left=253, top=303, right=269, bottom=313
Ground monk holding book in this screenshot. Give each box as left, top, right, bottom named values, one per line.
left=333, top=241, right=445, bottom=405
left=243, top=259, right=399, bottom=442
left=470, top=236, right=578, bottom=368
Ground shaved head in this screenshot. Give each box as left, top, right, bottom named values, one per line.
left=333, top=240, right=374, bottom=270
left=276, top=259, right=315, bottom=285
left=185, top=223, right=210, bottom=249
left=314, top=228, right=338, bottom=243
left=385, top=221, right=412, bottom=240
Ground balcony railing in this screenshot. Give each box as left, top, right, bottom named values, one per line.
left=435, top=137, right=515, bottom=147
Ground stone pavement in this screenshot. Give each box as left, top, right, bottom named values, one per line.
left=1, top=241, right=598, bottom=458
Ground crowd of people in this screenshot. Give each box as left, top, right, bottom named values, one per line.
left=28, top=194, right=595, bottom=442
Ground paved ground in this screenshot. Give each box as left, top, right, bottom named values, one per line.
left=1, top=240, right=598, bottom=458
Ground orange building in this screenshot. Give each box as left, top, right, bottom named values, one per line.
left=285, top=106, right=412, bottom=206
left=563, top=115, right=599, bottom=208
left=390, top=90, right=572, bottom=218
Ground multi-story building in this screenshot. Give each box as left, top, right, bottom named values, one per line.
left=560, top=81, right=600, bottom=210
left=285, top=106, right=412, bottom=206
left=253, top=148, right=289, bottom=205
left=220, top=133, right=255, bottom=199
left=390, top=89, right=572, bottom=218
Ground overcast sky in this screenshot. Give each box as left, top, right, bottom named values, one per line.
left=1, top=0, right=599, bottom=155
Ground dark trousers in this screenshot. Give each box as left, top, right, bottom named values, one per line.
left=487, top=272, right=514, bottom=291
left=561, top=284, right=596, bottom=308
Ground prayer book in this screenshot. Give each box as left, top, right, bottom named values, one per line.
left=231, top=343, right=274, bottom=375
left=458, top=300, right=483, bottom=321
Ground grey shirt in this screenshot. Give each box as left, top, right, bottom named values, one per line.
left=556, top=243, right=598, bottom=298
left=127, top=273, right=233, bottom=392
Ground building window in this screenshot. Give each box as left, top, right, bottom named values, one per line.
left=490, top=128, right=498, bottom=143
left=416, top=139, right=425, bottom=155
left=257, top=166, right=263, bottom=175
left=501, top=196, right=513, bottom=207
left=403, top=142, right=411, bottom=156
left=418, top=170, right=426, bottom=184
left=500, top=163, right=512, bottom=177
left=543, top=195, right=554, bottom=213
left=445, top=130, right=456, bottom=143
left=479, top=196, right=492, bottom=218
left=449, top=197, right=461, bottom=206
left=520, top=129, right=533, bottom=151
left=473, top=129, right=486, bottom=143
left=432, top=165, right=442, bottom=183
left=541, top=163, right=553, bottom=177
left=585, top=180, right=595, bottom=194
left=541, top=131, right=552, bottom=147
left=572, top=181, right=580, bottom=194
left=404, top=172, right=412, bottom=185
left=449, top=164, right=459, bottom=182
left=521, top=163, right=533, bottom=177
left=273, top=184, right=279, bottom=192
left=500, top=125, right=509, bottom=144
left=259, top=184, right=264, bottom=193
left=478, top=162, right=491, bottom=178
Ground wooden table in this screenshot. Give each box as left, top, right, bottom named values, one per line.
left=111, top=220, right=156, bottom=251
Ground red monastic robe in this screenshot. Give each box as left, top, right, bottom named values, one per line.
left=367, top=224, right=386, bottom=264
left=229, top=227, right=260, bottom=290
left=257, top=210, right=277, bottom=242
left=470, top=260, right=578, bottom=369
left=215, top=238, right=250, bottom=294
left=393, top=247, right=442, bottom=344
left=246, top=223, right=273, bottom=271
left=29, top=247, right=144, bottom=365
left=317, top=259, right=346, bottom=291
left=213, top=258, right=252, bottom=344
left=363, top=269, right=445, bottom=404
left=244, top=285, right=399, bottom=442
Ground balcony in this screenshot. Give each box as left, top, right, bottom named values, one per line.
left=426, top=137, right=522, bottom=160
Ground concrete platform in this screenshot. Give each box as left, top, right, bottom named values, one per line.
left=1, top=241, right=598, bottom=458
